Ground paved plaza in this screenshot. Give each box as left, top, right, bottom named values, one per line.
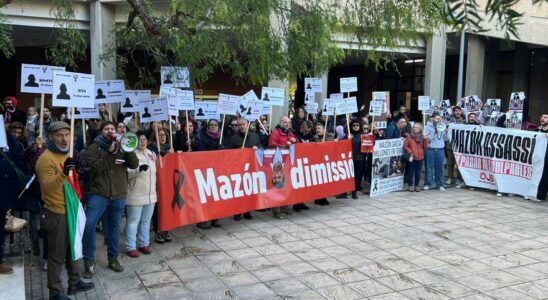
left=23, top=187, right=548, bottom=299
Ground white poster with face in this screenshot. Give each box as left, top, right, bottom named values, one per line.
left=94, top=80, right=125, bottom=104
left=305, top=92, right=315, bottom=104
left=0, top=115, right=7, bottom=149
left=195, top=101, right=220, bottom=120
left=505, top=111, right=523, bottom=130
left=21, top=64, right=65, bottom=94
left=52, top=71, right=95, bottom=108
left=238, top=90, right=259, bottom=116
left=121, top=90, right=151, bottom=113
left=458, top=95, right=483, bottom=113
left=418, top=96, right=431, bottom=111
left=372, top=91, right=389, bottom=114
left=243, top=101, right=262, bottom=121
left=217, top=93, right=240, bottom=115
left=439, top=99, right=451, bottom=111
left=160, top=66, right=190, bottom=88
left=509, top=92, right=525, bottom=111
left=484, top=99, right=501, bottom=115
left=68, top=106, right=100, bottom=120
left=336, top=97, right=358, bottom=115
left=140, top=96, right=168, bottom=123
left=261, top=87, right=285, bottom=106
left=340, top=77, right=357, bottom=93
left=322, top=98, right=336, bottom=115
left=305, top=102, right=319, bottom=114
left=304, top=78, right=322, bottom=94
left=369, top=100, right=383, bottom=116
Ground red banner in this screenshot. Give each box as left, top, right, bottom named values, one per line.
left=157, top=140, right=354, bottom=230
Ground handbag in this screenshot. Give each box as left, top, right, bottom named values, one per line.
left=4, top=209, right=27, bottom=233
left=400, top=152, right=412, bottom=163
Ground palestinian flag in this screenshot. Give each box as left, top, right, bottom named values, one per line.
left=64, top=172, right=86, bottom=261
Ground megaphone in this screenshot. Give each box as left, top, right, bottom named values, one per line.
left=436, top=122, right=447, bottom=132
left=115, top=133, right=138, bottom=152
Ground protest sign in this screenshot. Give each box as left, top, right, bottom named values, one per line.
left=260, top=104, right=271, bottom=116
left=304, top=77, right=322, bottom=94
left=0, top=116, right=7, bottom=148
left=21, top=64, right=65, bottom=94
left=194, top=101, right=219, bottom=120
left=487, top=111, right=505, bottom=126
left=68, top=106, right=100, bottom=119
left=140, top=96, right=168, bottom=123
left=504, top=111, right=523, bottom=129
left=94, top=80, right=125, bottom=104
left=52, top=71, right=95, bottom=108
left=243, top=101, right=262, bottom=121
left=217, top=93, right=240, bottom=115
left=165, top=88, right=194, bottom=111
left=335, top=97, right=358, bottom=115
left=121, top=90, right=150, bottom=113
left=161, top=66, right=190, bottom=88
left=484, top=99, right=501, bottom=115
left=372, top=91, right=390, bottom=129
left=157, top=141, right=354, bottom=230
left=509, top=92, right=525, bottom=111
left=458, top=95, right=482, bottom=113
left=418, top=96, right=431, bottom=111
left=439, top=99, right=451, bottom=111
left=441, top=107, right=453, bottom=123
left=238, top=90, right=259, bottom=116
left=330, top=93, right=343, bottom=101
left=448, top=124, right=547, bottom=198
left=261, top=87, right=285, bottom=106
left=368, top=100, right=382, bottom=116
left=322, top=98, right=336, bottom=115
left=305, top=102, right=319, bottom=114
left=370, top=138, right=404, bottom=197
left=167, top=94, right=179, bottom=117
left=340, top=77, right=357, bottom=93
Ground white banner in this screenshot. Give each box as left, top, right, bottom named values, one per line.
left=52, top=71, right=95, bottom=108
left=94, top=80, right=125, bottom=104
left=21, top=64, right=65, bottom=94
left=121, top=90, right=151, bottom=113
left=370, top=138, right=404, bottom=197
left=449, top=124, right=547, bottom=198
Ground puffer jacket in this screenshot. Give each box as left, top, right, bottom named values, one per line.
left=126, top=149, right=157, bottom=206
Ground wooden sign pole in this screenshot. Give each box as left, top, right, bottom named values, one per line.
left=38, top=94, right=45, bottom=139
left=219, top=114, right=226, bottom=145
left=185, top=110, right=191, bottom=150
left=241, top=121, right=250, bottom=148
left=133, top=112, right=138, bottom=132
left=346, top=92, right=351, bottom=136
left=69, top=107, right=76, bottom=157
left=155, top=124, right=163, bottom=168
left=82, top=119, right=86, bottom=145
left=168, top=116, right=174, bottom=152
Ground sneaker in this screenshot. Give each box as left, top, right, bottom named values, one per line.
left=43, top=261, right=48, bottom=271
left=108, top=258, right=124, bottom=272
left=439, top=187, right=446, bottom=192
left=455, top=183, right=462, bottom=188
left=496, top=193, right=502, bottom=197
left=273, top=213, right=284, bottom=219
left=196, top=222, right=212, bottom=230
left=163, top=231, right=173, bottom=242
left=423, top=186, right=430, bottom=190
left=446, top=179, right=452, bottom=185
left=351, top=191, right=358, bottom=199
left=524, top=196, right=530, bottom=200
left=0, top=263, right=13, bottom=274
left=292, top=205, right=302, bottom=213
left=83, top=260, right=95, bottom=279
left=335, top=193, right=348, bottom=199
left=408, top=187, right=414, bottom=192
left=127, top=249, right=139, bottom=258
left=508, top=193, right=515, bottom=197
left=154, top=231, right=165, bottom=243
left=414, top=186, right=420, bottom=192
left=67, top=280, right=95, bottom=295
left=243, top=212, right=253, bottom=220
left=138, top=246, right=152, bottom=254
left=529, top=197, right=544, bottom=202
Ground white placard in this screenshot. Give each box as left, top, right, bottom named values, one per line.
left=177, top=90, right=195, bottom=111
left=261, top=87, right=285, bottom=106
left=243, top=101, right=262, bottom=121
left=161, top=66, right=190, bottom=88
left=195, top=101, right=220, bottom=120
left=305, top=92, right=315, bottom=104
left=0, top=115, right=7, bottom=148
left=260, top=104, right=271, bottom=115
left=94, top=80, right=125, bottom=104
left=217, top=93, right=240, bottom=115
left=167, top=94, right=179, bottom=117
left=68, top=106, right=100, bottom=120
left=458, top=95, right=482, bottom=113
left=304, top=78, right=322, bottom=93
left=330, top=93, right=344, bottom=101
left=369, top=100, right=383, bottom=116
left=370, top=138, right=404, bottom=197
left=140, top=96, right=168, bottom=123
left=505, top=111, right=523, bottom=129
left=372, top=91, right=389, bottom=114
left=439, top=99, right=451, bottom=111
left=159, top=85, right=171, bottom=97
left=237, top=90, right=259, bottom=116
left=305, top=102, right=319, bottom=114
left=340, top=77, right=357, bottom=93
left=484, top=99, right=501, bottom=115
left=21, top=64, right=65, bottom=94
left=121, top=90, right=151, bottom=113
left=509, top=92, right=525, bottom=111
left=418, top=96, right=431, bottom=111
left=52, top=71, right=95, bottom=108
left=336, top=97, right=358, bottom=115
left=322, top=99, right=336, bottom=115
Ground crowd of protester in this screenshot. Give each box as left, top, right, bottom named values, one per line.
left=1, top=94, right=547, bottom=299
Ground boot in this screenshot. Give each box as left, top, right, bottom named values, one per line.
left=233, top=214, right=242, bottom=221
left=108, top=257, right=124, bottom=272
left=154, top=231, right=165, bottom=243
left=335, top=193, right=347, bottom=199
left=196, top=222, right=212, bottom=230
left=351, top=191, right=358, bottom=199
left=67, top=280, right=95, bottom=295
left=211, top=219, right=221, bottom=228
left=292, top=204, right=302, bottom=212
left=83, top=260, right=95, bottom=279
left=243, top=212, right=253, bottom=220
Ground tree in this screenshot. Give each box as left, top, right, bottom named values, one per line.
left=0, top=0, right=546, bottom=87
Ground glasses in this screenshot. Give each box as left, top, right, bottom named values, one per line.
left=352, top=124, right=360, bottom=127
left=230, top=124, right=238, bottom=127
left=209, top=124, right=219, bottom=127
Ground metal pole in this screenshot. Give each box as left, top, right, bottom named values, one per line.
left=456, top=30, right=466, bottom=101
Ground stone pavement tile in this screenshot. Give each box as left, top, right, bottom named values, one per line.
left=229, top=229, right=262, bottom=239
left=294, top=248, right=330, bottom=261
left=146, top=282, right=191, bottom=299
left=381, top=258, right=424, bottom=273
left=243, top=236, right=276, bottom=247
left=214, top=239, right=249, bottom=250
left=484, top=287, right=536, bottom=300
left=251, top=266, right=292, bottom=282
left=503, top=265, right=548, bottom=281
left=232, top=282, right=277, bottom=299
left=172, top=265, right=214, bottom=281
left=328, top=234, right=363, bottom=245
left=238, top=256, right=276, bottom=271
left=190, top=288, right=235, bottom=300
left=455, top=275, right=503, bottom=291
left=316, top=284, right=363, bottom=300
left=477, top=270, right=527, bottom=286
left=399, top=286, right=450, bottom=300
left=454, top=293, right=496, bottom=300
left=266, top=252, right=303, bottom=265
left=376, top=274, right=423, bottom=291
left=368, top=238, right=404, bottom=250
left=282, top=289, right=326, bottom=300
left=429, top=265, right=472, bottom=281
left=256, top=226, right=286, bottom=236
left=408, top=255, right=447, bottom=269
left=453, top=260, right=494, bottom=274
left=195, top=251, right=232, bottom=263
left=163, top=253, right=202, bottom=269
left=404, top=270, right=450, bottom=285
left=218, top=271, right=260, bottom=288
left=519, top=249, right=548, bottom=262
left=313, top=228, right=345, bottom=238
left=226, top=247, right=262, bottom=260
left=138, top=270, right=180, bottom=288
left=346, top=279, right=394, bottom=297
left=480, top=256, right=522, bottom=269
left=336, top=254, right=373, bottom=268
left=108, top=288, right=151, bottom=300
left=387, top=247, right=427, bottom=260
left=290, top=230, right=322, bottom=241
left=264, top=277, right=309, bottom=296
left=431, top=251, right=472, bottom=265
left=509, top=282, right=548, bottom=300
left=255, top=244, right=289, bottom=256
left=524, top=262, right=548, bottom=275
left=306, top=237, right=338, bottom=248
left=101, top=273, right=144, bottom=296
left=320, top=245, right=355, bottom=257
left=308, top=258, right=348, bottom=272
left=208, top=259, right=245, bottom=276
left=350, top=230, right=384, bottom=242
left=328, top=267, right=369, bottom=284
left=363, top=250, right=400, bottom=262
left=427, top=280, right=478, bottom=298
left=368, top=292, right=411, bottom=300
left=354, top=262, right=397, bottom=278
left=297, top=272, right=340, bottom=289
left=345, top=241, right=379, bottom=253
left=267, top=233, right=299, bottom=244
left=279, top=261, right=320, bottom=276
left=322, top=219, right=352, bottom=228
left=182, top=275, right=227, bottom=291
left=279, top=240, right=313, bottom=252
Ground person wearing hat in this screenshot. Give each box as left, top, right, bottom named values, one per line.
left=2, top=96, right=27, bottom=126
left=35, top=121, right=94, bottom=299
left=424, top=112, right=448, bottom=191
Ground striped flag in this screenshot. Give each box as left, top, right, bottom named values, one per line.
left=64, top=174, right=86, bottom=261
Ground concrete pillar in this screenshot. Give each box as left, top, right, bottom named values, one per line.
left=318, top=73, right=328, bottom=110
left=269, top=79, right=290, bottom=126
left=424, top=28, right=446, bottom=101
left=464, top=34, right=486, bottom=98
left=512, top=43, right=529, bottom=92
left=483, top=39, right=499, bottom=98
left=90, top=1, right=116, bottom=80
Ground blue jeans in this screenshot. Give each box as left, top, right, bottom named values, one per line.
left=407, top=159, right=423, bottom=187
left=425, top=148, right=445, bottom=188
left=83, top=194, right=126, bottom=261
left=125, top=204, right=155, bottom=251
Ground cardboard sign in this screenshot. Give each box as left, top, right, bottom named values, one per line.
left=68, top=106, right=100, bottom=119
left=0, top=115, right=7, bottom=148
left=370, top=138, right=404, bottom=197
left=330, top=93, right=344, bottom=101
left=261, top=87, right=285, bottom=106
left=372, top=92, right=389, bottom=113
left=305, top=92, right=315, bottom=104
left=487, top=111, right=505, bottom=126
left=305, top=102, right=319, bottom=114
left=439, top=99, right=451, bottom=111
left=164, top=88, right=195, bottom=111
left=361, top=134, right=375, bottom=153
left=238, top=90, right=259, bottom=116
left=441, top=107, right=453, bottom=123
left=484, top=99, right=501, bottom=115
left=160, top=66, right=190, bottom=88
left=340, top=77, right=357, bottom=93
left=167, top=93, right=179, bottom=117
left=322, top=98, right=336, bottom=115
left=304, top=78, right=322, bottom=94
left=94, top=80, right=125, bottom=104
left=21, top=64, right=65, bottom=94
left=458, top=95, right=482, bottom=113
left=336, top=97, right=358, bottom=115
left=505, top=111, right=523, bottom=129
left=194, top=101, right=219, bottom=120
left=140, top=96, right=168, bottom=123
left=243, top=101, right=262, bottom=121
left=261, top=104, right=271, bottom=116
left=418, top=96, right=430, bottom=111
left=52, top=71, right=95, bottom=108
left=509, top=92, right=525, bottom=111
left=368, top=100, right=383, bottom=116
left=121, top=90, right=151, bottom=113
left=217, top=93, right=240, bottom=115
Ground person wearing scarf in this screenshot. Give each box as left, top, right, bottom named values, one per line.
left=349, top=119, right=365, bottom=199
left=404, top=123, right=428, bottom=192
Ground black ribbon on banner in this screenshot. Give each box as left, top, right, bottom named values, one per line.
left=172, top=169, right=185, bottom=210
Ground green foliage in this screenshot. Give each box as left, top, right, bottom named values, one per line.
left=0, top=10, right=14, bottom=58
